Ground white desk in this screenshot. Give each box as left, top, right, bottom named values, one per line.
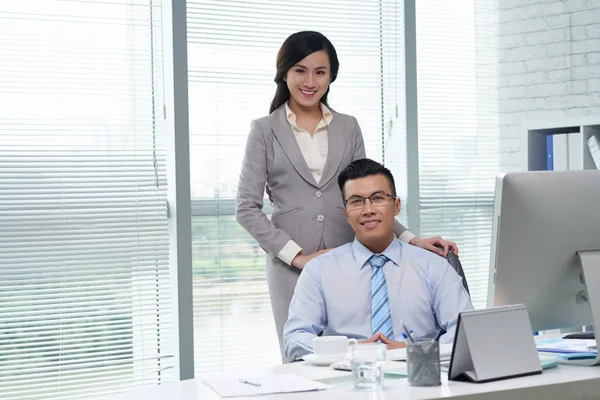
left=108, top=361, right=600, bottom=400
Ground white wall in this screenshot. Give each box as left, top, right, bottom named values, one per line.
left=498, top=0, right=600, bottom=171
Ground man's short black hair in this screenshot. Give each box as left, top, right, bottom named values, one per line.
left=337, top=158, right=396, bottom=198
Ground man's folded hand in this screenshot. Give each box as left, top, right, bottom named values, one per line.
left=360, top=332, right=407, bottom=349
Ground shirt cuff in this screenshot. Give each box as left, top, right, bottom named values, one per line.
left=277, top=240, right=303, bottom=266
left=398, top=230, right=416, bottom=243
left=286, top=338, right=313, bottom=361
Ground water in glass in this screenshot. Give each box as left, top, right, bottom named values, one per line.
left=349, top=343, right=387, bottom=390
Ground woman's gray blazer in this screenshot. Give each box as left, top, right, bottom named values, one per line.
left=235, top=105, right=407, bottom=360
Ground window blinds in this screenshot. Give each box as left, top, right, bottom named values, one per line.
left=0, top=1, right=174, bottom=399
left=187, top=0, right=405, bottom=376
left=416, top=0, right=499, bottom=308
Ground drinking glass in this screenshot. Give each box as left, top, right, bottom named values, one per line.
left=348, top=343, right=387, bottom=390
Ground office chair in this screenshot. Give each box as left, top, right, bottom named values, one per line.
left=446, top=250, right=470, bottom=296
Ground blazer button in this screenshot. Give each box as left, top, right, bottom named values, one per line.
left=315, top=191, right=322, bottom=198
left=317, top=215, right=325, bottom=222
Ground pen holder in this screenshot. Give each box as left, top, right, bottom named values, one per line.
left=406, top=339, right=441, bottom=386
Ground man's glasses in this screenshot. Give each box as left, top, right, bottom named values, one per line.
left=344, top=193, right=396, bottom=209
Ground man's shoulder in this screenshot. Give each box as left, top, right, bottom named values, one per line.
left=304, top=243, right=353, bottom=271
left=324, top=242, right=354, bottom=257
left=402, top=242, right=449, bottom=270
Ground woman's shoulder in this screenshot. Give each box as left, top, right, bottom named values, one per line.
left=328, top=107, right=358, bottom=125
left=328, top=109, right=360, bottom=134
left=330, top=108, right=353, bottom=119
left=248, top=114, right=274, bottom=136
left=253, top=114, right=271, bottom=125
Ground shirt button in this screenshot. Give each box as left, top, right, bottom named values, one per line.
left=315, top=191, right=322, bottom=198
left=317, top=215, right=325, bottom=222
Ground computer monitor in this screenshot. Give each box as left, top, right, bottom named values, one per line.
left=488, top=170, right=600, bottom=333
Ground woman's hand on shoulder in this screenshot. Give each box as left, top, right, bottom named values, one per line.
left=409, top=236, right=459, bottom=258
left=291, top=249, right=331, bottom=270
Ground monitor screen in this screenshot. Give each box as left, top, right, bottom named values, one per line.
left=488, top=170, right=600, bottom=332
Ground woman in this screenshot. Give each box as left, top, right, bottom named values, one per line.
left=236, top=31, right=458, bottom=359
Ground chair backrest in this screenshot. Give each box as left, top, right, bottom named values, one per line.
left=446, top=251, right=470, bottom=296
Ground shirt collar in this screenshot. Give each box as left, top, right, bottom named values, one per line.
left=352, top=238, right=403, bottom=270
left=320, top=103, right=333, bottom=125
left=285, top=102, right=333, bottom=127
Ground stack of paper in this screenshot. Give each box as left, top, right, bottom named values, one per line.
left=536, top=338, right=597, bottom=353
left=204, top=373, right=334, bottom=398
left=536, top=338, right=597, bottom=360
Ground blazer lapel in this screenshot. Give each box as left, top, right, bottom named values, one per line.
left=319, top=110, right=347, bottom=188
left=268, top=106, right=318, bottom=187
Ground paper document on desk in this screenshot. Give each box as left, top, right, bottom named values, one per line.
left=387, top=343, right=453, bottom=361
left=535, top=338, right=597, bottom=354
left=204, top=373, right=334, bottom=398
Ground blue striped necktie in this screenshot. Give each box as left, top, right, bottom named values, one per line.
left=369, top=254, right=394, bottom=339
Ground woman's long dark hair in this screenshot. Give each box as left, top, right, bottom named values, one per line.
left=269, top=31, right=339, bottom=114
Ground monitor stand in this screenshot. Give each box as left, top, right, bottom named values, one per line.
left=573, top=250, right=600, bottom=366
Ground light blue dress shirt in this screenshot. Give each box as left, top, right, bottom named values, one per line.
left=283, top=238, right=474, bottom=361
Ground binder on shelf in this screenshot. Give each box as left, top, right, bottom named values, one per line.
left=448, top=304, right=542, bottom=383
left=553, top=134, right=566, bottom=170
left=547, top=133, right=583, bottom=171
left=588, top=135, right=600, bottom=169
left=546, top=135, right=553, bottom=170
left=568, top=132, right=583, bottom=170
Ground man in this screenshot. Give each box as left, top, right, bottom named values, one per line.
left=283, top=158, right=473, bottom=361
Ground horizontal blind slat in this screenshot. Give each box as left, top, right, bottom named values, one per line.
left=417, top=0, right=498, bottom=309
left=0, top=1, right=173, bottom=399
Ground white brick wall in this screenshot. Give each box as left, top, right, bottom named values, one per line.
left=498, top=0, right=600, bottom=171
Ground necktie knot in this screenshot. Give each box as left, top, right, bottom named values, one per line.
left=368, top=254, right=388, bottom=269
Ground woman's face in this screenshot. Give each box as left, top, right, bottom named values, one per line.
left=285, top=50, right=331, bottom=112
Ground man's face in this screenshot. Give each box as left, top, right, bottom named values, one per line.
left=343, top=174, right=400, bottom=249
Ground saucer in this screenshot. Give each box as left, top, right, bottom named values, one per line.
left=302, top=353, right=347, bottom=366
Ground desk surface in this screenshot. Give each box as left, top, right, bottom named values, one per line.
left=108, top=361, right=600, bottom=400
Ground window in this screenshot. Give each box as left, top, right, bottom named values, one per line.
left=0, top=1, right=502, bottom=395
left=416, top=0, right=499, bottom=308
left=187, top=0, right=405, bottom=375
left=0, top=1, right=173, bottom=399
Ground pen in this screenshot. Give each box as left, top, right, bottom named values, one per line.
left=433, top=328, right=445, bottom=342
left=238, top=378, right=261, bottom=387
left=402, top=322, right=415, bottom=343
left=401, top=330, right=414, bottom=340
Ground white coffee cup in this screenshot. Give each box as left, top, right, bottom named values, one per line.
left=312, top=336, right=358, bottom=356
